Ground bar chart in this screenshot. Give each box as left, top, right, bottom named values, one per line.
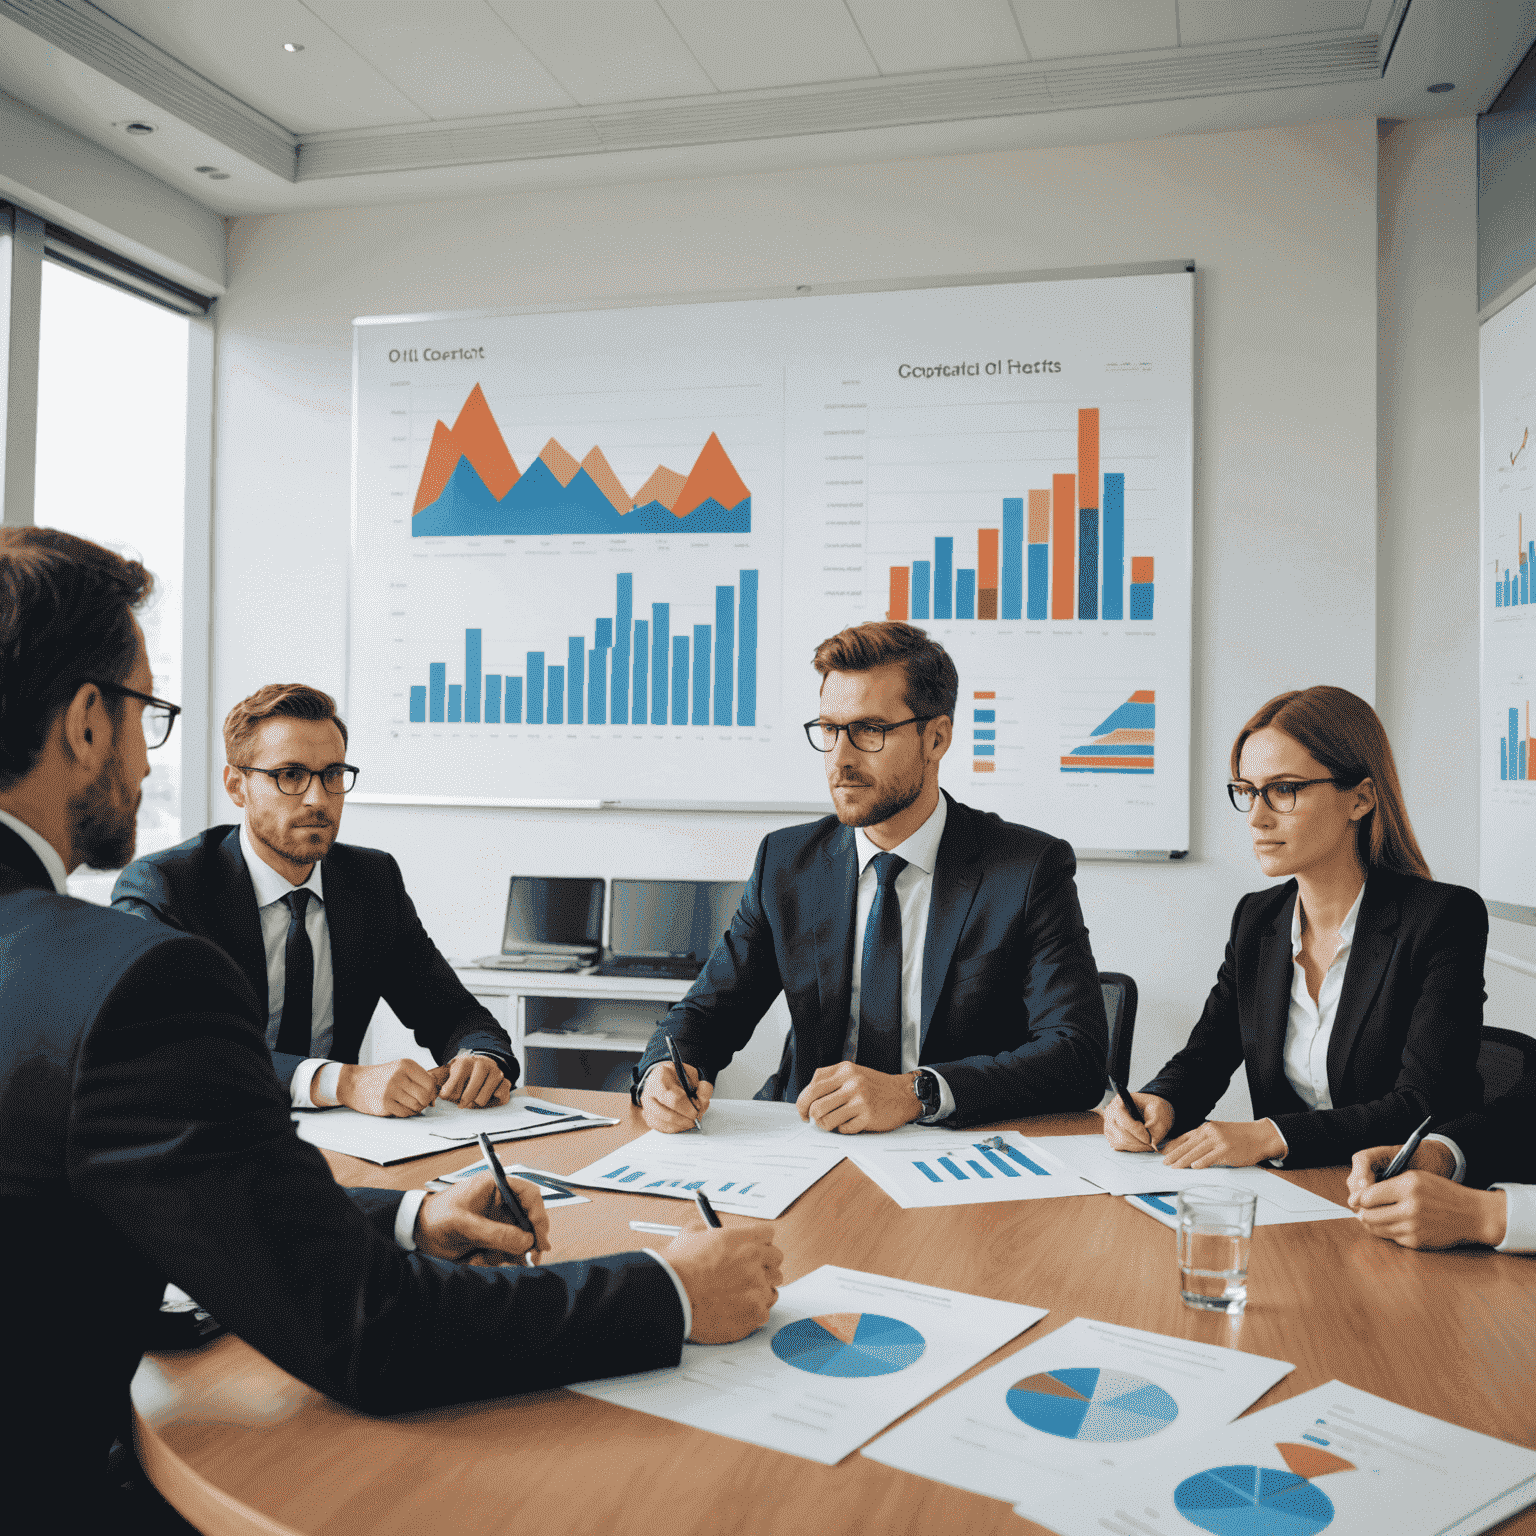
left=1499, top=701, right=1534, bottom=781
left=882, top=409, right=1156, bottom=625
left=408, top=570, right=759, bottom=729
left=1493, top=513, right=1536, bottom=609
left=972, top=691, right=996, bottom=774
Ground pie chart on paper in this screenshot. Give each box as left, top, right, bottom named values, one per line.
left=1005, top=1368, right=1178, bottom=1442
left=770, top=1313, right=926, bottom=1378
left=1172, top=1444, right=1354, bottom=1536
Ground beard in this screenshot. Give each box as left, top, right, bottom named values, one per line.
left=251, top=813, right=338, bottom=869
left=70, top=757, right=141, bottom=871
left=830, top=763, right=925, bottom=828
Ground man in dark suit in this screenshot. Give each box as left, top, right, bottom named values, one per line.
left=114, top=683, right=515, bottom=1117
left=0, top=528, right=781, bottom=1532
left=1346, top=1076, right=1536, bottom=1251
left=635, top=621, right=1108, bottom=1135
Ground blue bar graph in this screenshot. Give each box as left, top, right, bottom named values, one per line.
left=429, top=663, right=445, bottom=723
left=978, top=1146, right=1020, bottom=1177
left=547, top=666, right=564, bottom=724
left=612, top=573, right=632, bottom=725
left=1102, top=474, right=1124, bottom=620
left=465, top=629, right=482, bottom=723
left=738, top=569, right=757, bottom=727
left=692, top=624, right=711, bottom=726
left=1002, top=498, right=1024, bottom=620
left=652, top=604, right=670, bottom=725
left=915, top=1163, right=942, bottom=1183
left=967, top=1160, right=993, bottom=1178
left=956, top=569, right=976, bottom=620
left=938, top=1157, right=968, bottom=1180
left=1027, top=543, right=1048, bottom=621
left=1078, top=510, right=1099, bottom=621
left=934, top=537, right=953, bottom=619
left=447, top=684, right=462, bottom=723
left=714, top=587, right=734, bottom=726
left=526, top=652, right=544, bottom=724
left=633, top=619, right=649, bottom=724
left=911, top=560, right=931, bottom=621
left=484, top=674, right=501, bottom=724
left=505, top=676, right=522, bottom=723
left=672, top=635, right=689, bottom=725
left=567, top=638, right=584, bottom=725
left=409, top=686, right=426, bottom=722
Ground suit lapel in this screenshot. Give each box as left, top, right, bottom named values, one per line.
left=919, top=795, right=983, bottom=1048
left=217, top=828, right=272, bottom=1020
left=1247, top=885, right=1298, bottom=1106
left=1326, top=872, right=1401, bottom=1089
left=812, top=825, right=858, bottom=1067
left=320, top=849, right=363, bottom=1056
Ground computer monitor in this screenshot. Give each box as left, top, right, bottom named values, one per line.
left=499, top=876, right=604, bottom=957
left=607, top=879, right=747, bottom=961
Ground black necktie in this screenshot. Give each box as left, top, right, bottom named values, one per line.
left=856, top=852, right=907, bottom=1074
left=275, top=888, right=315, bottom=1057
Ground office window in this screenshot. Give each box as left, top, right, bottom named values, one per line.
left=34, top=259, right=190, bottom=900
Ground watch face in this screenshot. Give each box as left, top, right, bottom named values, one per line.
left=916, top=1071, right=939, bottom=1110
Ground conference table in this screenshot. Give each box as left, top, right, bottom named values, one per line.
left=132, top=1091, right=1536, bottom=1536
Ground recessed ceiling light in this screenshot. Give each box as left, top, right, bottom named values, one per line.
left=194, top=165, right=218, bottom=174
left=283, top=41, right=304, bottom=52
left=208, top=173, right=231, bottom=181
left=123, top=121, right=155, bottom=135
left=1427, top=82, right=1455, bottom=93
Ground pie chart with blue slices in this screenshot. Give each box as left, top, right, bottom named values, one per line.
left=1172, top=1442, right=1355, bottom=1536
left=770, top=1313, right=926, bottom=1377
left=1006, top=1368, right=1179, bottom=1442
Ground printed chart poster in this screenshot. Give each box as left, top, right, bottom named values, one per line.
left=1481, top=281, right=1536, bottom=916
left=351, top=273, right=1192, bottom=848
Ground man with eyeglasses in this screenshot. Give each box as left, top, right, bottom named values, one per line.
left=114, top=683, right=517, bottom=1118
left=634, top=620, right=1108, bottom=1135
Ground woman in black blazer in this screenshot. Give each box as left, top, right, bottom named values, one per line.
left=1104, top=686, right=1486, bottom=1170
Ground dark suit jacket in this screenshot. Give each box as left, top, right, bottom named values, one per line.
left=112, top=824, right=515, bottom=1087
left=634, top=793, right=1108, bottom=1128
left=1141, top=869, right=1487, bottom=1167
left=0, top=822, right=682, bottom=1528
left=1435, top=1076, right=1536, bottom=1190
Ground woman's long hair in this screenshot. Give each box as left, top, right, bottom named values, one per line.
left=1230, top=686, right=1431, bottom=880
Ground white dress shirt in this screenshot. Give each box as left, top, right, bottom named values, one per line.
left=0, top=807, right=68, bottom=893
left=1282, top=884, right=1365, bottom=1110
left=1420, top=1135, right=1535, bottom=1253
left=841, top=793, right=955, bottom=1122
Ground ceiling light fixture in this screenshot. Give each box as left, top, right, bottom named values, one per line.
left=123, top=121, right=155, bottom=135
left=1427, top=81, right=1455, bottom=93
left=283, top=41, right=304, bottom=52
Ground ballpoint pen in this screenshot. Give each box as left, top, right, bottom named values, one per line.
left=1380, top=1114, right=1435, bottom=1180
left=475, top=1131, right=538, bottom=1266
left=1108, top=1071, right=1157, bottom=1150
left=693, top=1189, right=722, bottom=1228
left=667, top=1034, right=704, bottom=1129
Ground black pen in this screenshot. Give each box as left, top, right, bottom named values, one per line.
left=1380, top=1115, right=1435, bottom=1181
left=475, top=1131, right=538, bottom=1266
left=693, top=1189, right=722, bottom=1228
left=1108, top=1072, right=1156, bottom=1150
left=667, top=1035, right=704, bottom=1129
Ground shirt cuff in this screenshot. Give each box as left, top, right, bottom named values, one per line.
left=289, top=1058, right=335, bottom=1109
left=1263, top=1118, right=1288, bottom=1165
left=1424, top=1134, right=1467, bottom=1184
left=1489, top=1185, right=1534, bottom=1253
left=642, top=1248, right=693, bottom=1340
left=918, top=1069, right=956, bottom=1123
left=394, top=1189, right=428, bottom=1250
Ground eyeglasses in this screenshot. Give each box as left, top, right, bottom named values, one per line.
left=803, top=716, right=934, bottom=753
left=234, top=764, right=360, bottom=796
left=92, top=681, right=181, bottom=750
left=1227, top=778, right=1351, bottom=814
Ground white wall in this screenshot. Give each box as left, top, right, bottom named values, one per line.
left=214, top=119, right=1381, bottom=1109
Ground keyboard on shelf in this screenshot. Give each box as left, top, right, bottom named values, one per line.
left=470, top=953, right=595, bottom=972
left=592, top=958, right=702, bottom=981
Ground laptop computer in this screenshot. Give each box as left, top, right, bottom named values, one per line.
left=594, top=878, right=748, bottom=980
left=472, top=877, right=604, bottom=971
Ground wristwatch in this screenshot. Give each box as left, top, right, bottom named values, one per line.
left=912, top=1068, right=941, bottom=1119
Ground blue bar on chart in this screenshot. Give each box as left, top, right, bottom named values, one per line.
left=547, top=665, right=564, bottom=724
left=1027, top=488, right=1049, bottom=620
left=1102, top=473, right=1125, bottom=620
left=1002, top=498, right=1024, bottom=620
left=977, top=1144, right=1020, bottom=1177
left=911, top=560, right=931, bottom=621
left=714, top=587, right=733, bottom=726
left=934, top=537, right=953, bottom=619
left=505, top=676, right=522, bottom=723
left=429, top=663, right=445, bottom=723
left=526, top=652, right=544, bottom=724
left=409, top=686, right=426, bottom=722
left=447, top=684, right=462, bottom=723
left=612, top=574, right=632, bottom=725
left=1078, top=510, right=1099, bottom=621
left=956, top=568, right=976, bottom=620
left=589, top=618, right=611, bottom=726
left=672, top=635, right=689, bottom=725
left=464, top=630, right=481, bottom=723
left=973, top=692, right=996, bottom=774
left=738, top=569, right=758, bottom=727
left=1130, top=557, right=1155, bottom=621
left=632, top=619, right=649, bottom=723
left=651, top=604, right=670, bottom=725
left=692, top=624, right=711, bottom=726
left=567, top=638, right=584, bottom=725
left=484, top=674, right=501, bottom=724
left=938, top=1157, right=968, bottom=1180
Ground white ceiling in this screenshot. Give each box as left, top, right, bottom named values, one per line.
left=0, top=0, right=1530, bottom=216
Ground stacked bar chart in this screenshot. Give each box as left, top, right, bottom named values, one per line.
left=884, top=409, right=1155, bottom=625
left=409, top=570, right=759, bottom=729
left=1493, top=514, right=1535, bottom=607
left=972, top=691, right=995, bottom=773
left=1500, top=702, right=1534, bottom=781
left=1061, top=691, right=1155, bottom=775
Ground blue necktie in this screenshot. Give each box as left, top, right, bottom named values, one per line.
left=275, top=889, right=315, bottom=1057
left=856, top=852, right=907, bottom=1074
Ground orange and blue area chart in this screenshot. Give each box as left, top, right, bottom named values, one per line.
left=1060, top=690, right=1155, bottom=774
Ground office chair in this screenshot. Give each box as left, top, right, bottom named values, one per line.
left=1478, top=1025, right=1536, bottom=1104
left=1099, top=972, right=1139, bottom=1087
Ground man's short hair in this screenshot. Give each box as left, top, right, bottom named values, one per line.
left=0, top=527, right=153, bottom=790
left=811, top=621, right=959, bottom=723
left=223, top=684, right=349, bottom=765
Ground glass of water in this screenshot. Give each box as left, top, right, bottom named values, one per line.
left=1176, top=1186, right=1257, bottom=1312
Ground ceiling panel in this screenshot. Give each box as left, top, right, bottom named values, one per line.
left=305, top=1, right=574, bottom=119
left=659, top=0, right=879, bottom=90
left=1012, top=0, right=1179, bottom=60
left=491, top=0, right=716, bottom=105
left=95, top=0, right=425, bottom=132
left=1178, top=1, right=1373, bottom=48
left=846, top=0, right=1029, bottom=74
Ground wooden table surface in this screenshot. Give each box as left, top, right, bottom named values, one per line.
left=132, top=1091, right=1536, bottom=1536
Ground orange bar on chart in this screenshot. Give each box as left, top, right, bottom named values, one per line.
left=1052, top=474, right=1076, bottom=618
left=1027, top=488, right=1050, bottom=543
left=1132, top=556, right=1154, bottom=584
left=972, top=761, right=995, bottom=772
left=974, top=691, right=996, bottom=699
left=1078, top=408, right=1099, bottom=509
left=978, top=529, right=999, bottom=619
left=888, top=566, right=909, bottom=621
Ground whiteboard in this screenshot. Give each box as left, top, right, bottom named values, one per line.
left=348, top=270, right=1193, bottom=854
left=1480, top=280, right=1536, bottom=923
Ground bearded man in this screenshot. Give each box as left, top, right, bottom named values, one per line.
left=634, top=620, right=1108, bottom=1135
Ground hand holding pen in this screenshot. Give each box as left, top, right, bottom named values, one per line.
left=639, top=1037, right=714, bottom=1133
left=1102, top=1076, right=1174, bottom=1152
left=472, top=1132, right=550, bottom=1266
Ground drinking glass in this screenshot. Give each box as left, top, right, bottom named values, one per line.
left=1176, top=1186, right=1257, bottom=1312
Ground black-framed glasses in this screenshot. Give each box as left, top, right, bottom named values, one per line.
left=92, top=681, right=181, bottom=750
left=803, top=716, right=934, bottom=753
left=234, top=764, right=360, bottom=796
left=1227, top=778, right=1351, bottom=814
